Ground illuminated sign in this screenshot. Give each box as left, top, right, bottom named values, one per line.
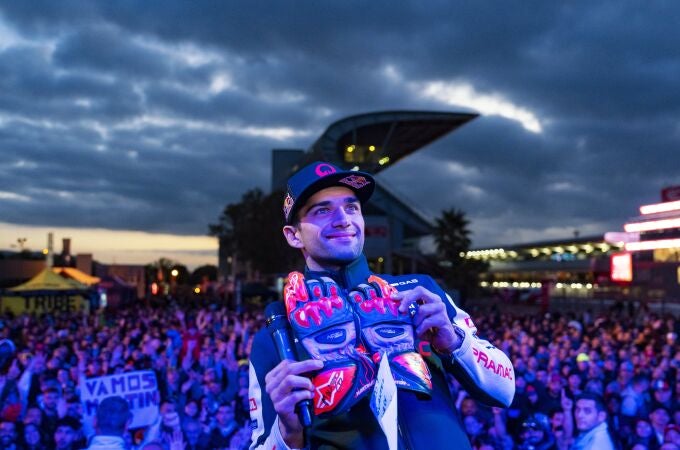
left=611, top=252, right=633, bottom=282
left=625, top=238, right=680, bottom=252
left=624, top=217, right=680, bottom=233
left=640, top=199, right=680, bottom=215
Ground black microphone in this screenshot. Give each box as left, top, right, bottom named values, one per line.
left=265, top=301, right=313, bottom=428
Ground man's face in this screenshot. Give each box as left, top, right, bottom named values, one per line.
left=618, top=366, right=633, bottom=382
left=521, top=427, right=545, bottom=445
left=183, top=422, right=201, bottom=445
left=568, top=374, right=582, bottom=389
left=54, top=426, right=76, bottom=449
left=216, top=405, right=235, bottom=426
left=650, top=408, right=670, bottom=428
left=286, top=187, right=364, bottom=270
left=574, top=399, right=604, bottom=432
left=23, top=424, right=41, bottom=446
left=43, top=391, right=60, bottom=410
left=463, top=415, right=483, bottom=437
left=0, top=422, right=15, bottom=446
left=636, top=420, right=652, bottom=437
left=551, top=411, right=564, bottom=429
left=655, top=387, right=672, bottom=403
left=24, top=407, right=42, bottom=425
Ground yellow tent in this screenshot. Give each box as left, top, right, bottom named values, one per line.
left=52, top=267, right=100, bottom=286
left=1, top=269, right=91, bottom=314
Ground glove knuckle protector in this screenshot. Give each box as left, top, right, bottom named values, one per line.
left=350, top=275, right=432, bottom=395
left=284, top=272, right=375, bottom=417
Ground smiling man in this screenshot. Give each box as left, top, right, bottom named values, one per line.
left=249, top=161, right=515, bottom=450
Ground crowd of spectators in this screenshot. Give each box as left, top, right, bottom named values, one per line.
left=0, top=298, right=260, bottom=449
left=0, top=295, right=677, bottom=449
left=457, top=304, right=680, bottom=450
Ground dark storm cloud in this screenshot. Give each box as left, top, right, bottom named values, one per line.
left=0, top=1, right=679, bottom=246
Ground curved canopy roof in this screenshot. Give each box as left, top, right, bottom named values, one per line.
left=308, top=110, right=478, bottom=174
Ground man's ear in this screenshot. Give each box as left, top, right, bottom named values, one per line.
left=283, top=225, right=303, bottom=249
left=597, top=410, right=607, bottom=423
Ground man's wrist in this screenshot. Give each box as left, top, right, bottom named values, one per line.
left=432, top=326, right=464, bottom=357
left=278, top=416, right=305, bottom=449
left=432, top=339, right=459, bottom=357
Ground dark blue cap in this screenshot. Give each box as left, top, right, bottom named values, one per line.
left=283, top=161, right=375, bottom=223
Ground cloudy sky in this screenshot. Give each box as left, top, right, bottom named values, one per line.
left=1, top=2, right=679, bottom=267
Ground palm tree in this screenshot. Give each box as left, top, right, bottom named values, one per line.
left=434, top=209, right=471, bottom=264
left=432, top=208, right=487, bottom=301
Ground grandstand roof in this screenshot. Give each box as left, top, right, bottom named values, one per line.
left=307, top=110, right=478, bottom=174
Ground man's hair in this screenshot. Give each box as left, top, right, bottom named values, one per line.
left=55, top=416, right=81, bottom=431
left=218, top=401, right=234, bottom=410
left=42, top=385, right=60, bottom=395
left=575, top=392, right=606, bottom=412
left=96, top=396, right=130, bottom=435
left=632, top=374, right=649, bottom=385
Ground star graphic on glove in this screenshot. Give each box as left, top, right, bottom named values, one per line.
left=315, top=370, right=345, bottom=409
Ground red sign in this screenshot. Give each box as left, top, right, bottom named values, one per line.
left=611, top=252, right=633, bottom=283
left=662, top=186, right=680, bottom=202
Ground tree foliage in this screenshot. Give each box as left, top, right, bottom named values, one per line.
left=432, top=208, right=487, bottom=297
left=145, top=258, right=189, bottom=284
left=189, top=265, right=218, bottom=285
left=209, top=188, right=302, bottom=275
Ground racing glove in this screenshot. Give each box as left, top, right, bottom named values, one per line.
left=284, top=271, right=376, bottom=417
left=349, top=275, right=432, bottom=395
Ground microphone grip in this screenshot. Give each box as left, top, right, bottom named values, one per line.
left=271, top=329, right=296, bottom=361
left=270, top=329, right=314, bottom=428
left=298, top=399, right=313, bottom=428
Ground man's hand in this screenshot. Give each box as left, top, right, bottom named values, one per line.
left=394, top=286, right=461, bottom=355
left=168, top=429, right=186, bottom=450
left=265, top=358, right=323, bottom=448
left=560, top=388, right=573, bottom=411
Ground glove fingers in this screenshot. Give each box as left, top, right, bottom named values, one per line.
left=368, top=274, right=397, bottom=298
left=390, top=351, right=433, bottom=395
left=284, top=271, right=308, bottom=315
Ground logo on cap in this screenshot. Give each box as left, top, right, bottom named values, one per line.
left=283, top=192, right=294, bottom=220
left=339, top=175, right=370, bottom=189
left=315, top=163, right=337, bottom=177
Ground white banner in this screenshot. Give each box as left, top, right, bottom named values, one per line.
left=80, top=370, right=160, bottom=430
left=370, top=353, right=398, bottom=450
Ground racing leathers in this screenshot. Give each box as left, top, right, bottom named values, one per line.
left=249, top=255, right=515, bottom=450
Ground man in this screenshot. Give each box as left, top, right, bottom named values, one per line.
left=40, top=384, right=62, bottom=439
left=182, top=417, right=211, bottom=450
left=249, top=162, right=515, bottom=449
left=651, top=379, right=674, bottom=410
left=0, top=420, right=18, bottom=450
left=569, top=392, right=616, bottom=450
left=649, top=404, right=672, bottom=447
left=210, top=402, right=239, bottom=449
left=53, top=417, right=82, bottom=450
left=86, top=396, right=131, bottom=450
left=621, top=374, right=650, bottom=418
left=517, top=413, right=555, bottom=450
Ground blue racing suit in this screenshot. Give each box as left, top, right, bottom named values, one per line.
left=249, top=255, right=515, bottom=450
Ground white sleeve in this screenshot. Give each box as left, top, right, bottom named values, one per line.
left=445, top=294, right=515, bottom=407
left=248, top=362, right=300, bottom=450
